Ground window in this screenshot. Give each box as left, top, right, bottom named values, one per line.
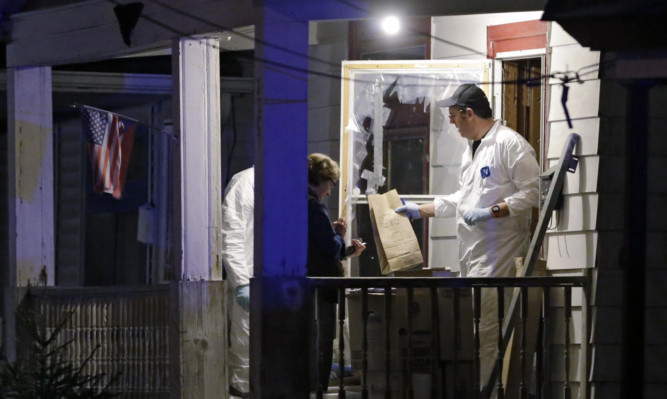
left=340, top=60, right=490, bottom=276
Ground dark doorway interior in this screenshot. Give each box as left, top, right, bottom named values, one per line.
left=502, top=57, right=542, bottom=163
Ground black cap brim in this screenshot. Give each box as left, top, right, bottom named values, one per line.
left=435, top=96, right=458, bottom=108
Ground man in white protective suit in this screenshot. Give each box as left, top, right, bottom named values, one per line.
left=395, top=83, right=539, bottom=389
left=221, top=166, right=254, bottom=399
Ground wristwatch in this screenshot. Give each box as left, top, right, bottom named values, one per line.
left=491, top=205, right=501, bottom=218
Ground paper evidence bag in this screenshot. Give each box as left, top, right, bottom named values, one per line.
left=367, top=189, right=423, bottom=275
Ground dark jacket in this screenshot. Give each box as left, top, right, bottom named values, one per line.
left=307, top=189, right=346, bottom=301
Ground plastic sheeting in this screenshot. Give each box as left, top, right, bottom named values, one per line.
left=341, top=61, right=490, bottom=275
left=345, top=65, right=488, bottom=197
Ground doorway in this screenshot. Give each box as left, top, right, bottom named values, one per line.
left=502, top=57, right=543, bottom=162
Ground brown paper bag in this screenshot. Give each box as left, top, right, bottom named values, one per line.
left=367, top=189, right=424, bottom=275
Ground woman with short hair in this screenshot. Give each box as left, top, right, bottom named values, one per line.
left=307, top=153, right=365, bottom=393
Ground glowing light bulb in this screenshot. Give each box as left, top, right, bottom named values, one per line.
left=381, top=16, right=400, bottom=35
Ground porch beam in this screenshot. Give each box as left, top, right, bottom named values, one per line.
left=6, top=0, right=252, bottom=67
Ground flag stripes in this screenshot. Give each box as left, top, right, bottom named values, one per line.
left=81, top=106, right=136, bottom=199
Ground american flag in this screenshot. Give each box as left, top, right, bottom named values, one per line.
left=81, top=107, right=136, bottom=199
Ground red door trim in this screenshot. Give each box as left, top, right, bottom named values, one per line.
left=487, top=20, right=548, bottom=59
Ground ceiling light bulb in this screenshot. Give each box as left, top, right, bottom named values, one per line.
left=381, top=16, right=400, bottom=35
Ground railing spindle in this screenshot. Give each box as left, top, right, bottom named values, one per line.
left=520, top=286, right=528, bottom=399
left=541, top=287, right=551, bottom=399
left=362, top=287, right=369, bottom=399
left=535, top=308, right=543, bottom=399
left=496, top=287, right=506, bottom=399
left=384, top=286, right=392, bottom=399
left=473, top=287, right=482, bottom=399
left=406, top=287, right=414, bottom=399
left=452, top=288, right=460, bottom=398
left=564, top=286, right=572, bottom=399
left=430, top=286, right=441, bottom=399
left=338, top=287, right=346, bottom=398
left=315, top=288, right=323, bottom=399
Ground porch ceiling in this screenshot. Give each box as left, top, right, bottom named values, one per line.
left=542, top=0, right=667, bottom=51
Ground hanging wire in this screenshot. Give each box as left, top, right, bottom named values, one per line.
left=100, top=0, right=617, bottom=91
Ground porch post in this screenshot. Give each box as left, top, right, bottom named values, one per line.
left=4, top=66, right=55, bottom=361
left=172, top=36, right=224, bottom=281
left=169, top=37, right=226, bottom=398
left=251, top=4, right=311, bottom=398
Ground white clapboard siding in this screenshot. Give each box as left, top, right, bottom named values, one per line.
left=429, top=217, right=458, bottom=270
left=551, top=384, right=581, bottom=399
left=549, top=22, right=579, bottom=47
left=430, top=216, right=458, bottom=237
left=548, top=345, right=583, bottom=381
left=548, top=80, right=601, bottom=122
left=548, top=155, right=599, bottom=195
left=547, top=118, right=600, bottom=158
left=545, top=232, right=597, bottom=270
left=429, top=237, right=459, bottom=271
left=549, top=307, right=585, bottom=345
left=549, top=45, right=601, bottom=81
left=546, top=273, right=586, bottom=307
left=7, top=0, right=253, bottom=67
left=548, top=194, right=598, bottom=232
left=545, top=21, right=601, bottom=272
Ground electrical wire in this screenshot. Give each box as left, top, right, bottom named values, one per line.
left=102, top=0, right=617, bottom=93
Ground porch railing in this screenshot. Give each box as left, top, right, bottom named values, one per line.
left=19, top=285, right=171, bottom=398
left=309, top=276, right=589, bottom=399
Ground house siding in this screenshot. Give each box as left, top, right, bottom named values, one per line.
left=308, top=21, right=349, bottom=219
left=544, top=23, right=601, bottom=397
left=592, top=51, right=667, bottom=396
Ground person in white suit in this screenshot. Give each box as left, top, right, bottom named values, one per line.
left=396, top=84, right=539, bottom=387
left=221, top=166, right=254, bottom=399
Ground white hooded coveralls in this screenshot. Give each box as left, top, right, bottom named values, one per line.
left=434, top=120, right=539, bottom=384
left=221, top=166, right=254, bottom=396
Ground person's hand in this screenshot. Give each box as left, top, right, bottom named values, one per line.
left=235, top=285, right=250, bottom=312
left=348, top=239, right=366, bottom=258
left=333, top=218, right=347, bottom=236
left=395, top=202, right=421, bottom=220
left=463, top=207, right=492, bottom=226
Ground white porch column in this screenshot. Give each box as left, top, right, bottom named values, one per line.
left=172, top=37, right=223, bottom=281
left=169, top=37, right=226, bottom=399
left=7, top=66, right=55, bottom=287
left=5, top=66, right=54, bottom=360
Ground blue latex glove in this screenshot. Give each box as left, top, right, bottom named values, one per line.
left=463, top=207, right=493, bottom=226
left=395, top=201, right=421, bottom=220
left=236, top=285, right=250, bottom=312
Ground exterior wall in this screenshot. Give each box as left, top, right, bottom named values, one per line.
left=645, top=84, right=667, bottom=397
left=544, top=22, right=600, bottom=398
left=308, top=20, right=349, bottom=218
left=432, top=12, right=544, bottom=60
left=592, top=72, right=625, bottom=399
left=594, top=58, right=667, bottom=398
